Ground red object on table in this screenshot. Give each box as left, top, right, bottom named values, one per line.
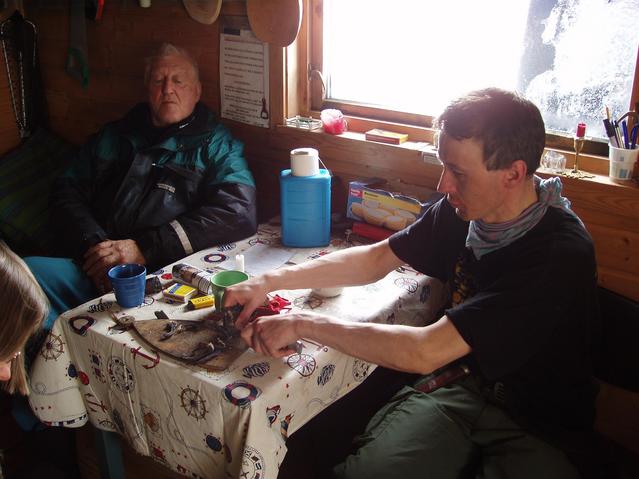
left=252, top=294, right=292, bottom=318
left=576, top=122, right=586, bottom=138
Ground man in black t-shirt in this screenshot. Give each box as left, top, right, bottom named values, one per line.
left=225, top=88, right=598, bottom=479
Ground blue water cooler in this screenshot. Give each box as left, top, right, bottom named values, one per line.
left=280, top=148, right=331, bottom=247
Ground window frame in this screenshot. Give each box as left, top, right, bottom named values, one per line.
left=304, top=0, right=639, bottom=158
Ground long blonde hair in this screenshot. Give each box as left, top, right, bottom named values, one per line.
left=0, top=242, right=48, bottom=395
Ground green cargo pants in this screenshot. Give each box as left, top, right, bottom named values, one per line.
left=333, top=376, right=580, bottom=479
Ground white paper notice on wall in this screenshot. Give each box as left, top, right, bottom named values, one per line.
left=220, top=16, right=270, bottom=128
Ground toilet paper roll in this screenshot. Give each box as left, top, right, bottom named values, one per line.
left=291, top=147, right=320, bottom=176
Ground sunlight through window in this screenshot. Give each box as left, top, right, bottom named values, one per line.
left=322, top=0, right=639, bottom=138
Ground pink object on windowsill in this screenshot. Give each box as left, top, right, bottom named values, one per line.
left=321, top=109, right=348, bottom=135
left=576, top=122, right=586, bottom=138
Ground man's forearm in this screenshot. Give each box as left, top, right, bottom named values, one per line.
left=303, top=317, right=435, bottom=373
left=241, top=311, right=470, bottom=374
left=284, top=313, right=469, bottom=375
left=263, top=239, right=404, bottom=293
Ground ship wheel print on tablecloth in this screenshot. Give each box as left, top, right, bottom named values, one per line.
left=393, top=276, right=418, bottom=293
left=180, top=385, right=208, bottom=420
left=40, top=332, right=65, bottom=361
left=107, top=356, right=135, bottom=393
left=242, top=446, right=266, bottom=479
left=287, top=353, right=317, bottom=377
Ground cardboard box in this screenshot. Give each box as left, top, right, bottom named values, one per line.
left=347, top=179, right=432, bottom=232
left=365, top=128, right=408, bottom=145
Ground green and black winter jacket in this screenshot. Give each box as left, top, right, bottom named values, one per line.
left=51, top=102, right=257, bottom=271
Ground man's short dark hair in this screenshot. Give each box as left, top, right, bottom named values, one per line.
left=434, top=88, right=546, bottom=175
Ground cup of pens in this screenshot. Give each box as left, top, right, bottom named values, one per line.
left=604, top=111, right=638, bottom=181
left=608, top=145, right=639, bottom=181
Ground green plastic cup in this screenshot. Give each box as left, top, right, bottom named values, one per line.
left=210, top=270, right=249, bottom=311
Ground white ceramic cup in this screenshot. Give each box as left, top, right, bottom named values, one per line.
left=608, top=145, right=639, bottom=180
left=311, top=287, right=344, bottom=298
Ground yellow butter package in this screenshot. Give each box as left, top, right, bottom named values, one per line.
left=162, top=283, right=198, bottom=302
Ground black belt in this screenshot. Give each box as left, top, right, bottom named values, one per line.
left=414, top=364, right=508, bottom=408
left=414, top=363, right=470, bottom=394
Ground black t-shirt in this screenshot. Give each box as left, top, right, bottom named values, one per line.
left=389, top=197, right=599, bottom=432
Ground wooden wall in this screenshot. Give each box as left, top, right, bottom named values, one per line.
left=0, top=5, right=21, bottom=153
left=22, top=1, right=222, bottom=145
left=2, top=0, right=638, bottom=302
left=0, top=59, right=20, bottom=153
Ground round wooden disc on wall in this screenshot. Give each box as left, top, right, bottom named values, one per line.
left=247, top=0, right=302, bottom=47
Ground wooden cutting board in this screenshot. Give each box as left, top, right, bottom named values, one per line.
left=132, top=319, right=247, bottom=371
left=246, top=0, right=302, bottom=47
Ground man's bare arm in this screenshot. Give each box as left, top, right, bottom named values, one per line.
left=226, top=239, right=405, bottom=328
left=243, top=312, right=471, bottom=375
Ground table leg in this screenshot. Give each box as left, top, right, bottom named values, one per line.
left=94, top=428, right=125, bottom=479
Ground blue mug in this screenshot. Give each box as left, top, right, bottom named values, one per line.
left=108, top=264, right=146, bottom=308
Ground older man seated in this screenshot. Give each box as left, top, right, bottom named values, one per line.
left=25, top=43, right=257, bottom=331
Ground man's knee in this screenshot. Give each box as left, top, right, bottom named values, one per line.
left=23, top=256, right=97, bottom=325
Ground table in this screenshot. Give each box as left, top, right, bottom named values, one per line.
left=29, top=223, right=446, bottom=479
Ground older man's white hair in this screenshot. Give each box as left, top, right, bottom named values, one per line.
left=144, top=43, right=200, bottom=84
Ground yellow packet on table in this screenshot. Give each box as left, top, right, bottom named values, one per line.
left=162, top=283, right=198, bottom=303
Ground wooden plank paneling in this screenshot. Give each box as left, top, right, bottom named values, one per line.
left=560, top=176, right=639, bottom=220
left=598, top=266, right=639, bottom=303
left=22, top=0, right=223, bottom=145
left=0, top=47, right=21, bottom=154
left=588, top=223, right=639, bottom=276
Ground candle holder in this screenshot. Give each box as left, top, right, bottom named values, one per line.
left=564, top=138, right=594, bottom=179
left=562, top=122, right=595, bottom=179
left=573, top=136, right=585, bottom=173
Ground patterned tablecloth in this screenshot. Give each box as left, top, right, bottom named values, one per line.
left=29, top=223, right=446, bottom=479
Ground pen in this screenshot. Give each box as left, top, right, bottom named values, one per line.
left=613, top=120, right=624, bottom=149
left=602, top=119, right=619, bottom=148
left=621, top=120, right=630, bottom=149
left=631, top=124, right=638, bottom=150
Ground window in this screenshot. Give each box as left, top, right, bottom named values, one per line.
left=311, top=0, right=639, bottom=146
